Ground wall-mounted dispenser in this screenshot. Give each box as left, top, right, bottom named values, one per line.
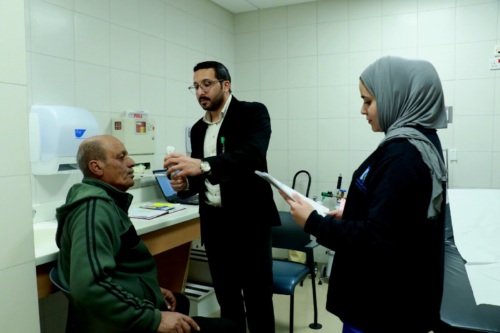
left=112, top=110, right=155, bottom=155
left=29, top=105, right=100, bottom=175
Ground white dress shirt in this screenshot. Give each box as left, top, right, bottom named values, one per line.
left=202, top=95, right=232, bottom=207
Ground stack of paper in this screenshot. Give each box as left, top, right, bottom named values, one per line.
left=139, top=202, right=180, bottom=211
left=255, top=170, right=329, bottom=216
left=129, top=203, right=185, bottom=220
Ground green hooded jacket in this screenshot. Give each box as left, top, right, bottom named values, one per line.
left=55, top=178, right=165, bottom=333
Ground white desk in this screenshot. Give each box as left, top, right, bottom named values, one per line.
left=35, top=203, right=200, bottom=299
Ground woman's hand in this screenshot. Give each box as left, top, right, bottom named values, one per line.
left=326, top=198, right=345, bottom=218
left=279, top=191, right=315, bottom=227
left=326, top=209, right=343, bottom=219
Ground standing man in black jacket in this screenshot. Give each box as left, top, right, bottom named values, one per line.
left=164, top=61, right=281, bottom=333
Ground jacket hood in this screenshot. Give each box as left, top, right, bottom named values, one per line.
left=55, top=178, right=133, bottom=247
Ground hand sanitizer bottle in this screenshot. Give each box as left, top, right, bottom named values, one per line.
left=166, top=146, right=175, bottom=154
left=165, top=146, right=176, bottom=179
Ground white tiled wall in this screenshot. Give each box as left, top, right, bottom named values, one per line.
left=3, top=0, right=499, bottom=331
left=0, top=0, right=39, bottom=332
left=233, top=0, right=500, bottom=210
left=26, top=0, right=236, bottom=208
left=24, top=0, right=236, bottom=331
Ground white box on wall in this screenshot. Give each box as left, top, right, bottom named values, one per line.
left=112, top=111, right=155, bottom=155
left=29, top=105, right=100, bottom=175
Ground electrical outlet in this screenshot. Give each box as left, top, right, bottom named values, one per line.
left=490, top=58, right=500, bottom=70
left=449, top=149, right=457, bottom=162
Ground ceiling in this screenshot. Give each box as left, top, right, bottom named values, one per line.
left=210, top=0, right=319, bottom=14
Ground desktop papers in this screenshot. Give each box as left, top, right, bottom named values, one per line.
left=255, top=170, right=329, bottom=216
left=139, top=202, right=180, bottom=211
left=129, top=203, right=185, bottom=220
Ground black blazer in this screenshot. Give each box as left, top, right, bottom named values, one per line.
left=182, top=96, right=281, bottom=233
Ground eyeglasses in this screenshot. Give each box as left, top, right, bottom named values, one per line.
left=188, top=79, right=224, bottom=94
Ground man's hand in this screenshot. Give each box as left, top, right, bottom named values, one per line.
left=164, top=153, right=202, bottom=178
left=170, top=173, right=188, bottom=193
left=156, top=311, right=200, bottom=333
left=160, top=287, right=176, bottom=311
left=279, top=191, right=315, bottom=227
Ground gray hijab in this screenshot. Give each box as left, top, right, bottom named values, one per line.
left=360, top=56, right=448, bottom=218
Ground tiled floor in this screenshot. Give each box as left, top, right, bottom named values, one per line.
left=209, top=276, right=343, bottom=333
left=273, top=277, right=343, bottom=333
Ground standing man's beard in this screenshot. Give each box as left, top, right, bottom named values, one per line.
left=199, top=89, right=224, bottom=111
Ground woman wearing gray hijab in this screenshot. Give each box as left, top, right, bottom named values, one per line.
left=280, top=56, right=447, bottom=333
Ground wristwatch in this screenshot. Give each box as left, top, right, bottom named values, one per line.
left=200, top=160, right=211, bottom=175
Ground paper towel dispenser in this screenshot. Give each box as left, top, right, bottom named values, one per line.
left=29, top=105, right=100, bottom=175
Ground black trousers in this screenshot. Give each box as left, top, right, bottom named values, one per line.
left=174, top=292, right=237, bottom=333
left=201, top=205, right=275, bottom=333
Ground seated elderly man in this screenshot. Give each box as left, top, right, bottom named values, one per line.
left=55, top=134, right=235, bottom=333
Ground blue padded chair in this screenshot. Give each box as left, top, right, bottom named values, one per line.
left=49, top=266, right=69, bottom=294
left=49, top=266, right=77, bottom=333
left=272, top=211, right=322, bottom=333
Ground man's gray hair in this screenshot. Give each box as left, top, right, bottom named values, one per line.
left=76, top=137, right=107, bottom=177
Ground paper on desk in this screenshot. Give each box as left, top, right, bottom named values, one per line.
left=129, top=207, right=169, bottom=219
left=129, top=206, right=185, bottom=220
left=139, top=202, right=180, bottom=211
left=255, top=170, right=329, bottom=216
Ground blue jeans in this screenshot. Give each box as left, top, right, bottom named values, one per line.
left=342, top=322, right=365, bottom=333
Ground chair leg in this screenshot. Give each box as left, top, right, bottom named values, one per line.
left=309, top=270, right=323, bottom=330
left=289, top=294, right=294, bottom=333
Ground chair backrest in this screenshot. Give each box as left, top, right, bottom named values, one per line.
left=272, top=211, right=318, bottom=269
left=49, top=266, right=117, bottom=333
left=291, top=170, right=311, bottom=197
left=49, top=266, right=70, bottom=295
